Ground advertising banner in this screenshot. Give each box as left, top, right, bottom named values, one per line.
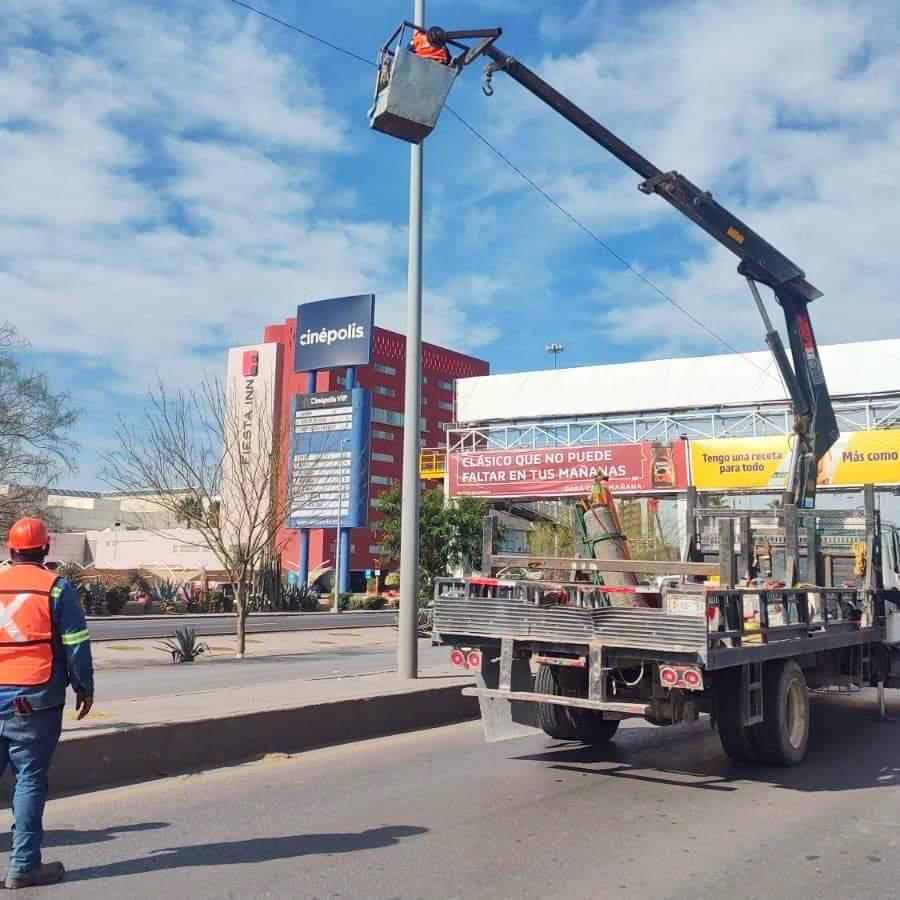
left=690, top=430, right=900, bottom=490
left=448, top=441, right=687, bottom=499
left=294, top=294, right=375, bottom=373
left=288, top=389, right=371, bottom=529
left=689, top=436, right=791, bottom=491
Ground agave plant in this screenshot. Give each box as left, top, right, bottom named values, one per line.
left=156, top=626, right=209, bottom=663
left=284, top=583, right=318, bottom=611
left=150, top=578, right=184, bottom=613
left=393, top=605, right=434, bottom=638
left=416, top=606, right=434, bottom=637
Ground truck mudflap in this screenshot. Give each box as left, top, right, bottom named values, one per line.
left=467, top=688, right=650, bottom=743
left=474, top=691, right=543, bottom=743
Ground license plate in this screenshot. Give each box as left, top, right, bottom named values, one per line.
left=665, top=593, right=706, bottom=618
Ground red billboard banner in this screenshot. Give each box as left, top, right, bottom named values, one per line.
left=448, top=441, right=688, bottom=498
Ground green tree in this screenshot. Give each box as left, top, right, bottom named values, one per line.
left=527, top=522, right=576, bottom=558
left=0, top=322, right=80, bottom=533
left=376, top=484, right=490, bottom=601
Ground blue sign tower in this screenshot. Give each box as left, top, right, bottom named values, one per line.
left=293, top=295, right=374, bottom=595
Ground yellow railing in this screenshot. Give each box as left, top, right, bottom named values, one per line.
left=419, top=447, right=447, bottom=479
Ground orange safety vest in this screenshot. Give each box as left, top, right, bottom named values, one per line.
left=0, top=564, right=56, bottom=686
left=411, top=32, right=450, bottom=64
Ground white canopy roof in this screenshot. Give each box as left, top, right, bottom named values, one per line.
left=456, top=339, right=900, bottom=424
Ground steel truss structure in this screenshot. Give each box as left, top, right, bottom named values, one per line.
left=447, top=393, right=900, bottom=454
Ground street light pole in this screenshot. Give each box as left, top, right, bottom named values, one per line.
left=398, top=0, right=426, bottom=679
left=545, top=342, right=564, bottom=369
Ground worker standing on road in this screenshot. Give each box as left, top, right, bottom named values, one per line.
left=0, top=518, right=94, bottom=890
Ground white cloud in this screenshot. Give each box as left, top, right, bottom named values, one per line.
left=454, top=0, right=900, bottom=357
left=0, top=1, right=491, bottom=390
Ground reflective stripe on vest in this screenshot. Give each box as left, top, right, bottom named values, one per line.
left=0, top=565, right=55, bottom=687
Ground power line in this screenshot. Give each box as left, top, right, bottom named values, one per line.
left=226, top=0, right=374, bottom=66
left=226, top=0, right=778, bottom=381
left=442, top=106, right=770, bottom=371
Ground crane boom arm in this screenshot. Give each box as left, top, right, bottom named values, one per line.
left=377, top=25, right=840, bottom=508
left=478, top=44, right=839, bottom=508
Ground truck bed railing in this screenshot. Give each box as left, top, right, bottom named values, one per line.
left=707, top=587, right=869, bottom=649
left=433, top=577, right=880, bottom=666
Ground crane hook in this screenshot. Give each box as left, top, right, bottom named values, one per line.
left=482, top=62, right=496, bottom=96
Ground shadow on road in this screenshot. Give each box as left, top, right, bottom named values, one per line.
left=66, top=824, right=427, bottom=883
left=0, top=822, right=169, bottom=852
left=513, top=691, right=900, bottom=795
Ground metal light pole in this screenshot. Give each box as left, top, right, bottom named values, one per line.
left=545, top=342, right=564, bottom=369
left=333, top=437, right=350, bottom=614
left=398, top=0, right=426, bottom=679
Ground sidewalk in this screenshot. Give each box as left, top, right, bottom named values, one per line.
left=92, top=626, right=396, bottom=669
left=64, top=664, right=467, bottom=735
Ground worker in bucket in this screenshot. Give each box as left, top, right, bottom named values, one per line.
left=410, top=29, right=451, bottom=64
left=0, top=518, right=94, bottom=889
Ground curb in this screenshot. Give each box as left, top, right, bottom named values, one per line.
left=44, top=685, right=478, bottom=796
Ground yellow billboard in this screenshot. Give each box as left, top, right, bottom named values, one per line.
left=690, top=430, right=900, bottom=490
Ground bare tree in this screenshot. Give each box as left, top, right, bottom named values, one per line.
left=100, top=374, right=336, bottom=657
left=0, top=322, right=79, bottom=534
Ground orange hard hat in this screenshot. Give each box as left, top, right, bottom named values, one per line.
left=7, top=517, right=50, bottom=551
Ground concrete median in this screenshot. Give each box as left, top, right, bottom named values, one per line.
left=43, top=678, right=478, bottom=796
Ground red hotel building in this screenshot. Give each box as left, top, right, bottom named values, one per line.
left=262, top=317, right=489, bottom=581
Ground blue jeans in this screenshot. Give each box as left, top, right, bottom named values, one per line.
left=0, top=706, right=64, bottom=875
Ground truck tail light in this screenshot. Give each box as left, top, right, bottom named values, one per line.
left=659, top=665, right=704, bottom=692
left=660, top=666, right=679, bottom=687
left=450, top=649, right=466, bottom=668
left=466, top=650, right=482, bottom=670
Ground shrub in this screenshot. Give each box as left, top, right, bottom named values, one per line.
left=56, top=561, right=84, bottom=588
left=284, top=583, right=318, bottom=612
left=363, top=595, right=388, bottom=610
left=156, top=626, right=209, bottom=663
left=104, top=585, right=129, bottom=615
left=204, top=589, right=225, bottom=613
left=83, top=579, right=106, bottom=616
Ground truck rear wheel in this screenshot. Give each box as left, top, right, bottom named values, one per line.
left=752, top=659, right=809, bottom=766
left=535, top=665, right=577, bottom=740
left=566, top=708, right=620, bottom=744
left=714, top=668, right=759, bottom=763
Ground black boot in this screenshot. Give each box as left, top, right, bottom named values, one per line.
left=5, top=861, right=66, bottom=889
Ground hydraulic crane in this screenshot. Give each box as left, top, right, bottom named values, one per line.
left=369, top=23, right=840, bottom=511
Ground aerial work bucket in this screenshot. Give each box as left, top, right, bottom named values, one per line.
left=369, top=47, right=458, bottom=144
left=369, top=46, right=457, bottom=143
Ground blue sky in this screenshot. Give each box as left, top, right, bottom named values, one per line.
left=2, top=0, right=899, bottom=488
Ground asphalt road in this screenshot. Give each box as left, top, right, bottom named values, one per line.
left=88, top=612, right=395, bottom=641
left=95, top=641, right=449, bottom=702
left=8, top=690, right=900, bottom=899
